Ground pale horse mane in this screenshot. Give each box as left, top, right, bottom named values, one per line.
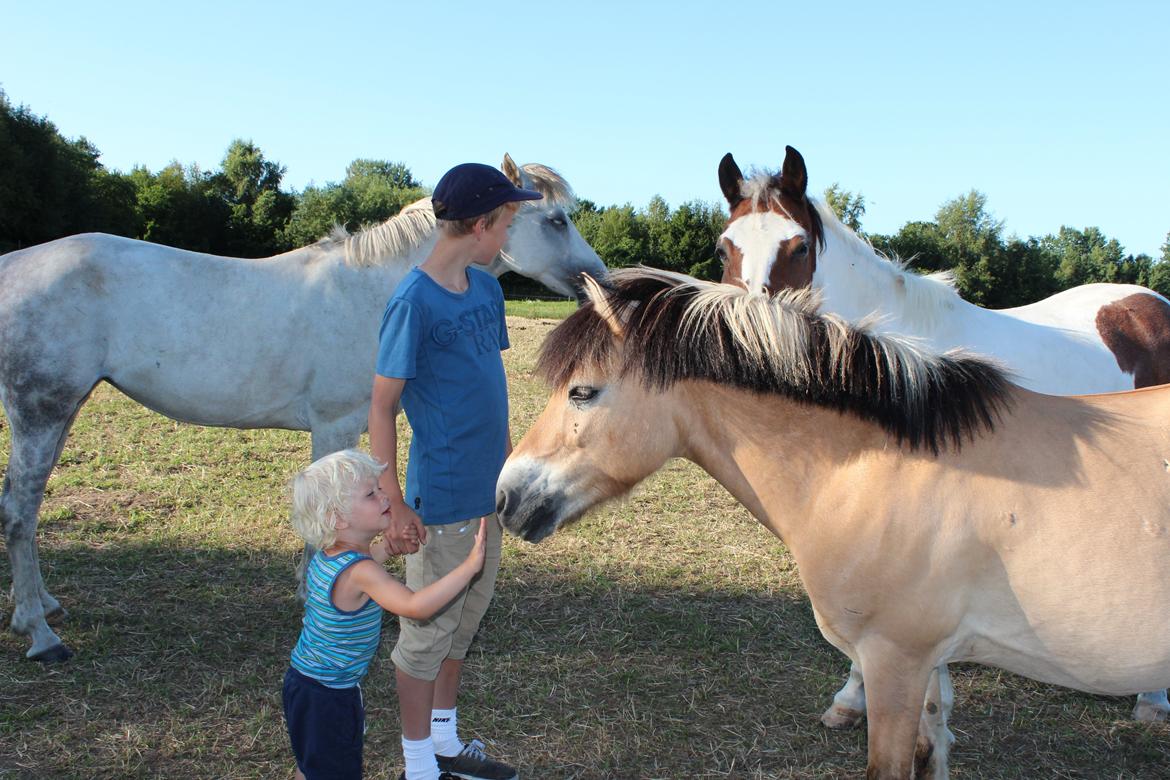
left=634, top=267, right=950, bottom=410
left=316, top=163, right=578, bottom=268
left=739, top=169, right=962, bottom=330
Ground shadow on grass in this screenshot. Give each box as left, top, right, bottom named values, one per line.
left=0, top=539, right=1167, bottom=779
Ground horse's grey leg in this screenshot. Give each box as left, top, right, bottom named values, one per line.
left=296, top=418, right=365, bottom=598
left=1133, top=690, right=1170, bottom=722
left=916, top=664, right=955, bottom=780
left=1, top=422, right=77, bottom=662
left=822, top=660, right=867, bottom=729
left=29, top=400, right=89, bottom=623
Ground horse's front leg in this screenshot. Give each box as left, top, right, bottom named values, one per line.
left=823, top=661, right=867, bottom=729
left=858, top=641, right=934, bottom=780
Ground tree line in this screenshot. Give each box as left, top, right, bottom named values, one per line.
left=3, top=89, right=1168, bottom=303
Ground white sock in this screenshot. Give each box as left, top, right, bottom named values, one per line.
left=402, top=735, right=440, bottom=780
left=431, top=707, right=463, bottom=757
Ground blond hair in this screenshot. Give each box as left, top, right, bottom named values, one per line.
left=436, top=201, right=520, bottom=237
left=290, top=449, right=387, bottom=549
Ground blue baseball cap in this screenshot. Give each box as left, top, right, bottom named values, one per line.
left=431, top=163, right=543, bottom=221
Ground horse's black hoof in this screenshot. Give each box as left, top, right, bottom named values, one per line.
left=30, top=643, right=74, bottom=663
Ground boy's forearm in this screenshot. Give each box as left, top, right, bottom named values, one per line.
left=368, top=403, right=405, bottom=501
left=403, top=559, right=478, bottom=619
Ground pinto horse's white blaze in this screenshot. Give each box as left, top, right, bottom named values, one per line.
left=721, top=211, right=805, bottom=294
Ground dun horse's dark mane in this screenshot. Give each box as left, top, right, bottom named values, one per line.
left=538, top=269, right=1013, bottom=454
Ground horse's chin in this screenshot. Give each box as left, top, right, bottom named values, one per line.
left=519, top=519, right=560, bottom=543
left=498, top=492, right=585, bottom=543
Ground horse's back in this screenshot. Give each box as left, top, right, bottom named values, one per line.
left=1002, top=282, right=1167, bottom=329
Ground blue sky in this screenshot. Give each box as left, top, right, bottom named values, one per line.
left=3, top=1, right=1168, bottom=256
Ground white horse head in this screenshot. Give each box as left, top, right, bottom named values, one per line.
left=492, top=154, right=604, bottom=300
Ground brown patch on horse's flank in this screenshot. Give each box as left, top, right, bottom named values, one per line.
left=1096, top=293, right=1170, bottom=388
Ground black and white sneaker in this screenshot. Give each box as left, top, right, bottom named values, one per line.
left=436, top=739, right=519, bottom=780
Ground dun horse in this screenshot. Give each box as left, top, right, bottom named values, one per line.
left=496, top=268, right=1170, bottom=779
left=0, top=156, right=605, bottom=662
left=717, top=147, right=1170, bottom=724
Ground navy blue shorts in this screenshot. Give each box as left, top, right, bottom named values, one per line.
left=282, top=667, right=364, bottom=780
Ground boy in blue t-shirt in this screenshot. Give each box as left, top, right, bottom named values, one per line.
left=368, top=163, right=541, bottom=780
left=283, top=449, right=486, bottom=780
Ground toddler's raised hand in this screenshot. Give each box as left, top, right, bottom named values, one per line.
left=466, top=517, right=487, bottom=572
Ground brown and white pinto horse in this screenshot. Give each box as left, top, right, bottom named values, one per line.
left=496, top=268, right=1170, bottom=779
left=718, top=147, right=1170, bottom=726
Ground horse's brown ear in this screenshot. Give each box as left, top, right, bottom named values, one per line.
left=502, top=154, right=523, bottom=188
left=719, top=153, right=744, bottom=209
left=780, top=145, right=808, bottom=199
left=582, top=273, right=625, bottom=341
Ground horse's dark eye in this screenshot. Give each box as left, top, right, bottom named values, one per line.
left=568, top=386, right=598, bottom=403
left=716, top=246, right=728, bottom=264
left=793, top=242, right=809, bottom=257
left=548, top=215, right=567, bottom=228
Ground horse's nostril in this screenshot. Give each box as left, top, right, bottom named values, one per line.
left=495, top=489, right=508, bottom=516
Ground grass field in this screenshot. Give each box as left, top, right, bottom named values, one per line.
left=504, top=298, right=576, bottom=320
left=1, top=315, right=1169, bottom=779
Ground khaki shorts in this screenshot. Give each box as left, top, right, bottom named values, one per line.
left=390, top=513, right=502, bottom=681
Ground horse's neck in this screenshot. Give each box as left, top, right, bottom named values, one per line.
left=814, top=235, right=980, bottom=341
left=679, top=383, right=876, bottom=542
left=299, top=237, right=437, bottom=308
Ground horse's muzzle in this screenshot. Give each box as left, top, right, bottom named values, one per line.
left=496, top=485, right=563, bottom=543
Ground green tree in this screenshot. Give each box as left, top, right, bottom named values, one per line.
left=823, top=183, right=866, bottom=233
left=280, top=159, right=425, bottom=250
left=1148, top=232, right=1170, bottom=297
left=1042, top=226, right=1141, bottom=288
left=127, top=162, right=229, bottom=252
left=212, top=139, right=294, bottom=257
left=580, top=205, right=647, bottom=268
left=869, top=221, right=951, bottom=273
left=664, top=200, right=726, bottom=278
left=0, top=90, right=140, bottom=251
left=932, top=191, right=1005, bottom=305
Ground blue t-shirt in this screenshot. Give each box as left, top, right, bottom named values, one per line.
left=376, top=267, right=510, bottom=525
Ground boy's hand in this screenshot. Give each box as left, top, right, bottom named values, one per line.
left=387, top=501, right=427, bottom=554
left=370, top=536, right=391, bottom=564
left=465, top=517, right=487, bottom=572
